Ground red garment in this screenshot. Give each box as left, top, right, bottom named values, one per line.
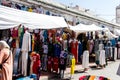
left=71, top=40, right=78, bottom=63
left=48, top=30, right=54, bottom=38
left=53, top=57, right=59, bottom=73
left=32, top=53, right=41, bottom=75
left=11, top=39, right=16, bottom=48
left=11, top=28, right=18, bottom=38
left=47, top=57, right=52, bottom=72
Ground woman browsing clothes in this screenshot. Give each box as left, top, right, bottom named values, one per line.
left=0, top=41, right=13, bottom=80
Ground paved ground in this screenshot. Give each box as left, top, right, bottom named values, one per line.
left=40, top=60, right=120, bottom=80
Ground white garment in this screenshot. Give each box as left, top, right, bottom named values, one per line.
left=63, top=40, right=67, bottom=50
left=99, top=43, right=104, bottom=50
left=36, top=7, right=44, bottom=14
left=99, top=50, right=105, bottom=66
left=21, top=31, right=31, bottom=76
left=114, top=47, right=117, bottom=61
left=43, top=44, right=48, bottom=54
left=34, top=29, right=39, bottom=33
left=40, top=30, right=44, bottom=42
left=82, top=50, right=89, bottom=68
left=118, top=48, right=120, bottom=58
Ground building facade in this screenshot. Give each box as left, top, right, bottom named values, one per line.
left=116, top=5, right=120, bottom=24
left=1, top=0, right=120, bottom=30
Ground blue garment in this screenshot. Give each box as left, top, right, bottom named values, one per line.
left=110, top=39, right=116, bottom=47
left=46, top=11, right=50, bottom=15
left=54, top=43, right=61, bottom=57
left=13, top=49, right=21, bottom=74
left=43, top=30, right=48, bottom=42
left=78, top=42, right=83, bottom=62
left=21, top=6, right=28, bottom=11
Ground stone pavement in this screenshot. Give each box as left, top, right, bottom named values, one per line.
left=40, top=60, right=120, bottom=80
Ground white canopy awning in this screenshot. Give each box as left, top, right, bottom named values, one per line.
left=103, top=27, right=118, bottom=39
left=0, top=20, right=20, bottom=29
left=0, top=5, right=68, bottom=29
left=114, top=29, right=120, bottom=36
left=69, top=23, right=103, bottom=32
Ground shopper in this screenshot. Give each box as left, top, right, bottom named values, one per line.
left=0, top=40, right=13, bottom=80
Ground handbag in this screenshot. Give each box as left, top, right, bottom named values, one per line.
left=0, top=51, right=11, bottom=69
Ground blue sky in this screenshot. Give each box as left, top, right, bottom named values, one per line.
left=54, top=0, right=120, bottom=22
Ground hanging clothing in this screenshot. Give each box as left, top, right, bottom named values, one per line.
left=87, top=40, right=90, bottom=52
left=82, top=50, right=89, bottom=68
left=62, top=33, right=67, bottom=40
left=34, top=34, right=43, bottom=54
left=42, top=44, right=48, bottom=71
left=18, top=27, right=24, bottom=48
left=11, top=28, right=18, bottom=38
left=40, top=30, right=44, bottom=42
left=106, top=40, right=112, bottom=58
left=43, top=30, right=48, bottom=42
left=110, top=39, right=116, bottom=47
left=46, top=10, right=50, bottom=15
left=15, top=4, right=21, bottom=10
left=28, top=7, right=33, bottom=12
left=47, top=57, right=52, bottom=72
left=1, top=29, right=10, bottom=40
left=32, top=34, right=35, bottom=51
left=43, top=44, right=48, bottom=54
left=31, top=53, right=40, bottom=76
left=48, top=42, right=54, bottom=57
left=78, top=41, right=83, bottom=62
left=36, top=6, right=44, bottom=14
left=99, top=50, right=105, bottom=66
left=0, top=48, right=13, bottom=80
left=117, top=42, right=120, bottom=59
left=89, top=40, right=94, bottom=54
left=113, top=47, right=117, bottom=61
left=21, top=5, right=28, bottom=11
left=99, top=43, right=104, bottom=50
left=63, top=40, right=68, bottom=50
left=13, top=48, right=21, bottom=74
left=95, top=51, right=100, bottom=65
left=94, top=39, right=99, bottom=53
left=21, top=31, right=31, bottom=76
left=94, top=39, right=99, bottom=65
left=53, top=57, right=59, bottom=73
left=17, top=51, right=22, bottom=75
left=27, top=52, right=32, bottom=76
left=71, top=40, right=78, bottom=63
left=41, top=54, right=47, bottom=71
left=82, top=40, right=87, bottom=53
left=54, top=43, right=61, bottom=57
